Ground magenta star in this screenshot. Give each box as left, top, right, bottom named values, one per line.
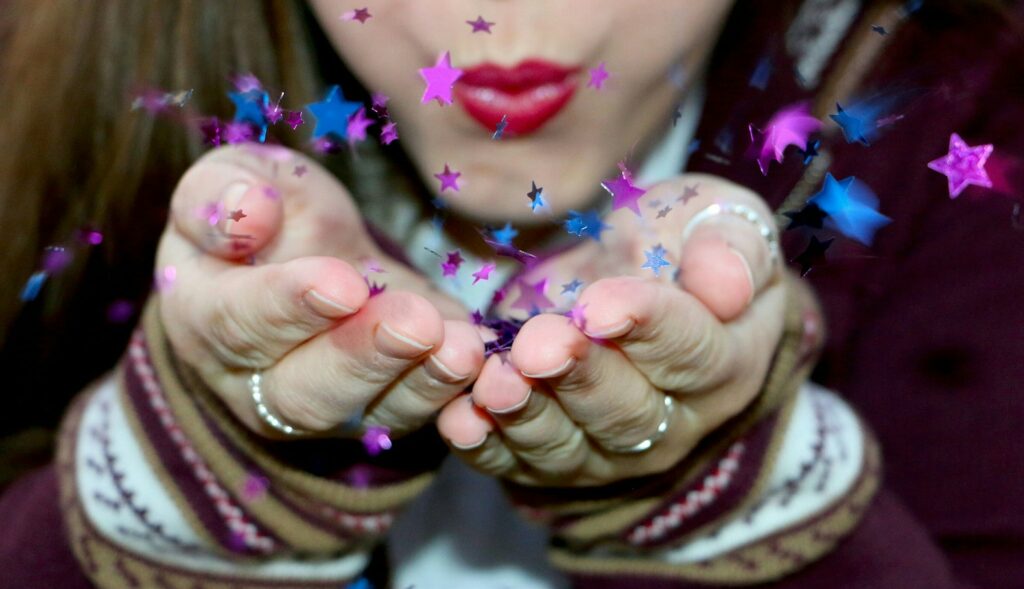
left=601, top=166, right=647, bottom=216
left=283, top=110, right=303, bottom=130
left=927, top=133, right=994, bottom=199
left=419, top=51, right=463, bottom=106
left=441, top=250, right=464, bottom=277
left=380, top=121, right=399, bottom=145
left=466, top=16, right=495, bottom=33
left=343, top=7, right=372, bottom=23
left=241, top=472, right=269, bottom=502
left=566, top=303, right=587, bottom=331
left=370, top=92, right=390, bottom=118
left=434, top=163, right=462, bottom=192
left=749, top=101, right=822, bottom=176
left=587, top=62, right=610, bottom=90
left=471, top=262, right=496, bottom=284
left=511, top=278, right=555, bottom=312
left=346, top=107, right=374, bottom=144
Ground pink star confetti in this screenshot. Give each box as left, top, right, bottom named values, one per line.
left=241, top=472, right=270, bottom=502
left=511, top=278, right=555, bottom=313
left=362, top=425, right=392, bottom=456
left=434, top=163, right=462, bottom=192
left=927, top=132, right=994, bottom=199
left=380, top=121, right=399, bottom=145
left=600, top=163, right=646, bottom=216
left=346, top=107, right=374, bottom=144
left=371, top=92, right=390, bottom=118
left=441, top=250, right=465, bottom=277
left=587, top=62, right=610, bottom=90
left=566, top=303, right=587, bottom=331
left=472, top=262, right=496, bottom=284
left=749, top=101, right=822, bottom=176
left=466, top=16, right=495, bottom=33
left=283, top=110, right=303, bottom=130
left=419, top=51, right=464, bottom=106
left=342, top=7, right=372, bottom=23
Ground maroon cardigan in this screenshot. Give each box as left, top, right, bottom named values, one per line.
left=1, top=1, right=1022, bottom=588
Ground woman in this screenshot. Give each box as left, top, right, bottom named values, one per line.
left=0, top=0, right=1021, bottom=587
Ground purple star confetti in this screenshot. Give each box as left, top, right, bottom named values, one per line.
left=342, top=7, right=372, bottom=23
left=434, top=163, right=462, bottom=192
left=749, top=101, right=822, bottom=176
left=346, top=107, right=374, bottom=145
left=588, top=62, right=610, bottom=90
left=380, top=121, right=399, bottom=145
left=472, top=262, right=496, bottom=284
left=441, top=250, right=464, bottom=277
left=241, top=472, right=270, bottom=502
left=466, top=15, right=495, bottom=33
left=511, top=278, right=555, bottom=312
left=927, top=132, right=994, bottom=199
left=601, top=163, right=646, bottom=216
left=419, top=51, right=463, bottom=106
left=293, top=164, right=307, bottom=177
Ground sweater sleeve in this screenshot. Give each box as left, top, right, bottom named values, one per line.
left=52, top=299, right=447, bottom=589
left=498, top=275, right=961, bottom=588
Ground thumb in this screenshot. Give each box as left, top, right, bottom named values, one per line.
left=170, top=145, right=287, bottom=260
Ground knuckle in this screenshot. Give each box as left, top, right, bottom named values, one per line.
left=206, top=297, right=272, bottom=367
left=517, top=428, right=587, bottom=474
left=268, top=382, right=339, bottom=432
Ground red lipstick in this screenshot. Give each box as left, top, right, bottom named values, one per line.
left=454, top=60, right=580, bottom=136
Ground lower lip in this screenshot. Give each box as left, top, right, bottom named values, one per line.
left=454, top=79, right=577, bottom=136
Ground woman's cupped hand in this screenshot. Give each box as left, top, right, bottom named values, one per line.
left=436, top=176, right=793, bottom=487
left=156, top=145, right=485, bottom=440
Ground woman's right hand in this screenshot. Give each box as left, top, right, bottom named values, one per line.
left=156, top=145, right=484, bottom=440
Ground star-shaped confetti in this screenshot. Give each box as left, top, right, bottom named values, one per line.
left=801, top=139, right=821, bottom=165
left=466, top=16, right=495, bottom=33
left=419, top=51, right=463, bottom=106
left=472, top=262, right=496, bottom=284
left=588, top=62, right=610, bottom=90
left=871, top=24, right=888, bottom=35
left=342, top=7, right=371, bottom=23
left=380, top=121, right=399, bottom=145
left=641, top=244, right=671, bottom=277
left=561, top=279, right=583, bottom=295
left=601, top=166, right=646, bottom=216
left=677, top=183, right=700, bottom=205
left=783, top=202, right=827, bottom=230
left=829, top=103, right=870, bottom=145
left=564, top=212, right=588, bottom=237
left=230, top=89, right=270, bottom=142
left=283, top=110, right=303, bottom=130
left=792, top=236, right=834, bottom=276
left=492, top=114, right=509, bottom=140
left=441, top=250, right=464, bottom=277
left=511, top=278, right=555, bottom=312
left=491, top=222, right=518, bottom=245
left=346, top=107, right=374, bottom=144
left=926, top=132, right=994, bottom=199
left=527, top=181, right=546, bottom=212
left=370, top=92, right=390, bottom=118
left=362, top=426, right=392, bottom=456
left=434, top=163, right=461, bottom=192
left=566, top=303, right=587, bottom=331
left=572, top=210, right=610, bottom=241
left=749, top=101, right=822, bottom=175
left=307, top=85, right=362, bottom=141
left=241, top=473, right=270, bottom=502
left=809, top=173, right=891, bottom=245
left=656, top=206, right=672, bottom=219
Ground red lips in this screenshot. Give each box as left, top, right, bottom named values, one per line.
left=454, top=60, right=580, bottom=136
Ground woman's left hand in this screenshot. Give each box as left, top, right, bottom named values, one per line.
left=436, top=175, right=790, bottom=486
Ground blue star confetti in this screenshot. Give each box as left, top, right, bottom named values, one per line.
left=306, top=85, right=362, bottom=141
left=809, top=173, right=892, bottom=246
left=229, top=89, right=270, bottom=142
left=641, top=244, right=671, bottom=277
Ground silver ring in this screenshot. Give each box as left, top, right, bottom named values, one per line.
left=682, top=202, right=780, bottom=262
left=604, top=395, right=675, bottom=454
left=250, top=370, right=310, bottom=436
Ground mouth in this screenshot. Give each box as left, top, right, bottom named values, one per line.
left=454, top=60, right=580, bottom=137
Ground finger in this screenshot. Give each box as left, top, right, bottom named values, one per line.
left=362, top=320, right=485, bottom=436
left=259, top=291, right=444, bottom=431
left=436, top=393, right=497, bottom=452
left=575, top=276, right=737, bottom=393
left=472, top=355, right=588, bottom=479
left=678, top=203, right=779, bottom=321
left=509, top=314, right=669, bottom=452
left=170, top=146, right=289, bottom=259
left=164, top=255, right=370, bottom=369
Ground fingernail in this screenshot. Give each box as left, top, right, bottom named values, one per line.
left=521, top=357, right=576, bottom=379
left=304, top=289, right=356, bottom=318
left=451, top=433, right=487, bottom=451
left=728, top=247, right=755, bottom=306
left=487, top=389, right=532, bottom=415
left=426, top=354, right=470, bottom=382
left=584, top=319, right=635, bottom=340
left=376, top=322, right=434, bottom=358
left=220, top=181, right=251, bottom=235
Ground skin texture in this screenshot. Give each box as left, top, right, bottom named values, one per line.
left=154, top=0, right=792, bottom=488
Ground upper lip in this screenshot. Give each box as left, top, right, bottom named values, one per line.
left=457, top=60, right=581, bottom=92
